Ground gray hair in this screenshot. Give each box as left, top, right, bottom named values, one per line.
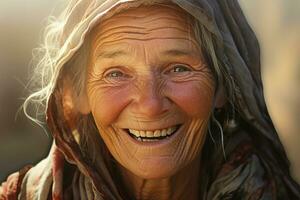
left=23, top=1, right=235, bottom=159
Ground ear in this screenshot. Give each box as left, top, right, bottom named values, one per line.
left=62, top=77, right=91, bottom=115
left=214, top=85, right=226, bottom=108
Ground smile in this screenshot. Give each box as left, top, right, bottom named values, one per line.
left=125, top=125, right=181, bottom=142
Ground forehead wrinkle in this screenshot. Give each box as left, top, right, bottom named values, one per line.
left=94, top=26, right=191, bottom=48
left=94, top=25, right=146, bottom=41
left=91, top=5, right=196, bottom=54
left=162, top=49, right=195, bottom=57
left=96, top=17, right=190, bottom=42
left=100, top=16, right=188, bottom=33
left=145, top=26, right=188, bottom=34
left=101, top=13, right=187, bottom=24
left=94, top=41, right=136, bottom=59
left=94, top=33, right=199, bottom=56
left=92, top=27, right=144, bottom=49
left=97, top=37, right=200, bottom=52
left=93, top=23, right=197, bottom=48
left=140, top=16, right=189, bottom=27
left=96, top=50, right=128, bottom=59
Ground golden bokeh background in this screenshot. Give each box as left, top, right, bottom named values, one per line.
left=0, top=0, right=299, bottom=183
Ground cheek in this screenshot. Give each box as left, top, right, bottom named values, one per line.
left=87, top=85, right=132, bottom=127
left=167, top=79, right=215, bottom=117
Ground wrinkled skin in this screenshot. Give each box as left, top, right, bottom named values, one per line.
left=82, top=4, right=222, bottom=200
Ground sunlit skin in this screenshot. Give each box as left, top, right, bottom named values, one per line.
left=81, top=4, right=221, bottom=200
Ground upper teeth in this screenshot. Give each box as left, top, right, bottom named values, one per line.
left=128, top=126, right=177, bottom=138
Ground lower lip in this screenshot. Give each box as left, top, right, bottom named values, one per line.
left=121, top=125, right=183, bottom=147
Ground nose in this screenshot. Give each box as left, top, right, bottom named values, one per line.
left=130, top=76, right=170, bottom=118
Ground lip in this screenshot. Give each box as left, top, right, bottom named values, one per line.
left=119, top=124, right=184, bottom=147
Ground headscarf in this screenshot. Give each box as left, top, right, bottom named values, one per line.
left=1, top=0, right=299, bottom=199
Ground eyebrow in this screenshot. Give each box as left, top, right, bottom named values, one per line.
left=162, top=49, right=194, bottom=57
left=96, top=50, right=129, bottom=59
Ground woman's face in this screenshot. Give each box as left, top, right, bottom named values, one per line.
left=86, top=4, right=216, bottom=179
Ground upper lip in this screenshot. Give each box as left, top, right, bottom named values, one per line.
left=122, top=124, right=182, bottom=131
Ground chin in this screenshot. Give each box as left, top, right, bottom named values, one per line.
left=128, top=158, right=182, bottom=179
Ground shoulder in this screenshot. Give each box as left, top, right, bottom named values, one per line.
left=207, top=135, right=275, bottom=199
left=0, top=147, right=55, bottom=200
left=0, top=166, right=31, bottom=200
left=0, top=158, right=55, bottom=200
left=206, top=128, right=300, bottom=199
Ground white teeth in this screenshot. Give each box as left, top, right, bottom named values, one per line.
left=146, top=131, right=154, bottom=137
left=140, top=131, right=146, bottom=137
left=128, top=126, right=178, bottom=139
left=154, top=130, right=160, bottom=137
left=142, top=138, right=159, bottom=142
left=161, top=129, right=167, bottom=136
left=130, top=129, right=140, bottom=137
left=167, top=126, right=177, bottom=135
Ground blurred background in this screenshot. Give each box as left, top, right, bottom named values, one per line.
left=0, top=0, right=299, bottom=183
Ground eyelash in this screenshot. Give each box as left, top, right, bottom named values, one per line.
left=165, top=64, right=192, bottom=74
left=105, top=70, right=124, bottom=78
left=103, top=67, right=132, bottom=82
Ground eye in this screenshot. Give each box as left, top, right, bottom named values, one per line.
left=103, top=68, right=132, bottom=83
left=171, top=64, right=191, bottom=73
left=163, top=64, right=194, bottom=81
left=166, top=64, right=192, bottom=75
left=106, top=70, right=124, bottom=78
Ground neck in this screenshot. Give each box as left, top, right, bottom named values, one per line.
left=118, top=158, right=201, bottom=200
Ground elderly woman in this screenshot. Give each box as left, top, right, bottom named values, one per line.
left=1, top=0, right=300, bottom=199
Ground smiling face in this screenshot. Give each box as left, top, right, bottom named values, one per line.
left=85, top=4, right=216, bottom=179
